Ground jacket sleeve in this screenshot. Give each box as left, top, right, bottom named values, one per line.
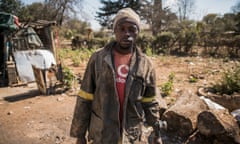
left=70, top=97, right=92, bottom=137
left=141, top=67, right=160, bottom=127
left=70, top=53, right=96, bottom=138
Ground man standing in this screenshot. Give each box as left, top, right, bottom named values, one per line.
left=70, top=7, right=164, bottom=144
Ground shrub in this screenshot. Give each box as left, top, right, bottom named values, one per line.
left=136, top=34, right=154, bottom=54
left=152, top=32, right=175, bottom=54
left=189, top=75, right=198, bottom=83
left=62, top=66, right=75, bottom=90
left=160, top=72, right=175, bottom=97
left=212, top=65, right=240, bottom=95
left=145, top=47, right=153, bottom=56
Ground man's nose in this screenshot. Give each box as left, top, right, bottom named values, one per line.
left=123, top=29, right=130, bottom=35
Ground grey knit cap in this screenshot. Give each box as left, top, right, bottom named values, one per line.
left=113, top=7, right=140, bottom=31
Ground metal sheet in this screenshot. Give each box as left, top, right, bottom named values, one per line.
left=13, top=51, right=35, bottom=82
left=13, top=49, right=56, bottom=83
left=27, top=49, right=56, bottom=69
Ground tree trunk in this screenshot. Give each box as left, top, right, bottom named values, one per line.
left=197, top=110, right=240, bottom=143
left=152, top=0, right=162, bottom=36
left=162, top=90, right=208, bottom=137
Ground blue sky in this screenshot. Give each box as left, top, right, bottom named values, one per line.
left=24, top=0, right=239, bottom=30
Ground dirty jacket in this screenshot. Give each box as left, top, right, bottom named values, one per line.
left=70, top=41, right=160, bottom=144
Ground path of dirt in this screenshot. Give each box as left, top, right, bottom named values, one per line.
left=0, top=55, right=238, bottom=144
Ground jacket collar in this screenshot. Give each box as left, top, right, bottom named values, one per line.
left=103, top=40, right=143, bottom=67
left=103, top=41, right=143, bottom=98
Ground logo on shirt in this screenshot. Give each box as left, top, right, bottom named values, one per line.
left=116, top=64, right=129, bottom=83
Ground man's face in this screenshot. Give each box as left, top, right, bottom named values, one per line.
left=114, top=22, right=139, bottom=49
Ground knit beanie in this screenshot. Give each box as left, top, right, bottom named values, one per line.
left=113, top=8, right=140, bottom=31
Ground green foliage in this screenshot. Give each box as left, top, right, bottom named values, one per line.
left=57, top=48, right=96, bottom=89
left=152, top=31, right=175, bottom=54
left=136, top=34, right=154, bottom=54
left=64, top=29, right=73, bottom=40
left=189, top=76, right=198, bottom=83
left=90, top=37, right=109, bottom=48
left=160, top=72, right=175, bottom=97
left=57, top=48, right=95, bottom=66
left=19, top=2, right=45, bottom=21
left=145, top=47, right=153, bottom=56
left=62, top=66, right=75, bottom=90
left=233, top=35, right=240, bottom=48
left=22, top=0, right=83, bottom=25
left=4, top=0, right=240, bottom=58
left=64, top=19, right=90, bottom=35
left=0, top=0, right=23, bottom=15
left=72, top=55, right=81, bottom=67
left=57, top=48, right=72, bottom=59
left=177, top=20, right=198, bottom=54
left=231, top=1, right=240, bottom=13
left=96, top=0, right=142, bottom=28
left=212, top=65, right=240, bottom=95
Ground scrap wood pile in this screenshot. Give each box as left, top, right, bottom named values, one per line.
left=157, top=89, right=240, bottom=144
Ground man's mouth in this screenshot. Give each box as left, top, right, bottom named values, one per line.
left=127, top=37, right=133, bottom=41
left=121, top=37, right=133, bottom=44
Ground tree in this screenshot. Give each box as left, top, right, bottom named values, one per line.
left=222, top=13, right=238, bottom=32
left=152, top=0, right=163, bottom=36
left=43, top=0, right=84, bottom=25
left=96, top=0, right=177, bottom=36
left=96, top=0, right=142, bottom=29
left=231, top=0, right=240, bottom=13
left=234, top=13, right=240, bottom=33
left=176, top=0, right=195, bottom=21
left=21, top=0, right=83, bottom=26
left=20, top=2, right=45, bottom=21
left=151, top=0, right=178, bottom=35
left=0, top=0, right=24, bottom=15
left=64, top=18, right=90, bottom=35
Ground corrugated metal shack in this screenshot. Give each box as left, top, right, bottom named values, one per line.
left=0, top=14, right=63, bottom=95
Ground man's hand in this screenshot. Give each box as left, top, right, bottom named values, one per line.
left=76, top=136, right=86, bottom=144
left=148, top=131, right=162, bottom=144
left=153, top=136, right=162, bottom=144
left=152, top=127, right=163, bottom=144
left=152, top=120, right=167, bottom=144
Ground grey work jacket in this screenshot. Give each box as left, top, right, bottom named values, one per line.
left=70, top=41, right=160, bottom=144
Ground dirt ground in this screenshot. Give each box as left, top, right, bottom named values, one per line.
left=0, top=54, right=239, bottom=144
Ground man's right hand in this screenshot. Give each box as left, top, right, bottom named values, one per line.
left=153, top=135, right=162, bottom=144
left=76, top=136, right=86, bottom=144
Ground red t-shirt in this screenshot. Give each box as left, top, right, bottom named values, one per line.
left=113, top=50, right=132, bottom=128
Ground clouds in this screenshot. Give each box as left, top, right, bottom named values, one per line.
left=165, top=0, right=178, bottom=7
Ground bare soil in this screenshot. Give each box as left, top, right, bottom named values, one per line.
left=0, top=54, right=239, bottom=144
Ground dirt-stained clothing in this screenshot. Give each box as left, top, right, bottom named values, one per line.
left=70, top=41, right=160, bottom=144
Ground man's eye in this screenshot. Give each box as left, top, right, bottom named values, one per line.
left=129, top=27, right=137, bottom=33
left=120, top=27, right=125, bottom=32
left=116, top=27, right=124, bottom=32
left=116, top=26, right=138, bottom=33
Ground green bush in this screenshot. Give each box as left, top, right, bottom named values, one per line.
left=145, top=47, right=153, bottom=56
left=64, top=29, right=73, bottom=40
left=160, top=72, right=175, bottom=97
left=57, top=48, right=95, bottom=65
left=57, top=48, right=96, bottom=89
left=90, top=37, right=109, bottom=48
left=212, top=65, right=240, bottom=95
left=189, top=76, right=198, bottom=83
left=152, top=31, right=175, bottom=54
left=136, top=34, right=154, bottom=54
left=62, top=66, right=75, bottom=90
